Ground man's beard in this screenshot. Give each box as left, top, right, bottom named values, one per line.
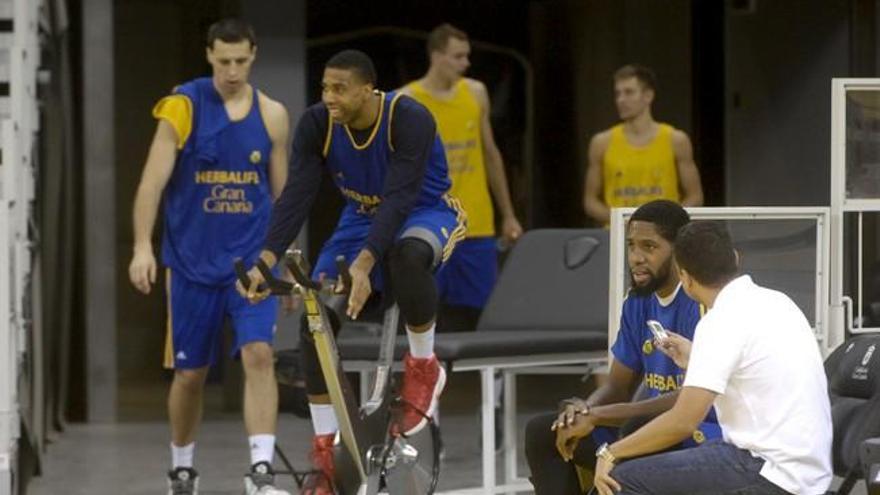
left=629, top=258, right=672, bottom=297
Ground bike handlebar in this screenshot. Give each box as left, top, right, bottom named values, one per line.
left=235, top=250, right=350, bottom=296
left=234, top=257, right=294, bottom=295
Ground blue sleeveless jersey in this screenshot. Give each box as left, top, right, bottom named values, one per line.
left=161, top=78, right=273, bottom=286
left=610, top=286, right=722, bottom=444
left=324, top=91, right=451, bottom=217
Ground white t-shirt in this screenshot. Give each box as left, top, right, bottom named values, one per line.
left=683, top=275, right=832, bottom=494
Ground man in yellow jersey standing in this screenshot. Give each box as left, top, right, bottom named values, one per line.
left=583, top=65, right=703, bottom=226
left=401, top=23, right=523, bottom=330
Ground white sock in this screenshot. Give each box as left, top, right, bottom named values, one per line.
left=171, top=441, right=195, bottom=469
left=248, top=434, right=275, bottom=465
left=309, top=403, right=339, bottom=436
left=406, top=323, right=435, bottom=359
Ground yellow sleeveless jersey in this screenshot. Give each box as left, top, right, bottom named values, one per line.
left=602, top=123, right=680, bottom=208
left=406, top=79, right=494, bottom=237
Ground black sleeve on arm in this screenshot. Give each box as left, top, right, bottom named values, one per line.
left=364, top=97, right=436, bottom=260
left=264, top=104, right=327, bottom=258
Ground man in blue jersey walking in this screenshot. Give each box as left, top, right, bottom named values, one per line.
left=524, top=200, right=722, bottom=494
left=239, top=49, right=465, bottom=494
left=128, top=19, right=291, bottom=495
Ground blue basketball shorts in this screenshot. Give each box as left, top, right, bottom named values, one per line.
left=313, top=200, right=466, bottom=291
left=435, top=236, right=498, bottom=309
left=163, top=268, right=278, bottom=369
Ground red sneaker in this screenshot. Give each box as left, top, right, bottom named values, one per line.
left=301, top=434, right=335, bottom=495
left=395, top=353, right=446, bottom=436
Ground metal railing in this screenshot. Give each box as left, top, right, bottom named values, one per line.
left=0, top=0, right=43, bottom=493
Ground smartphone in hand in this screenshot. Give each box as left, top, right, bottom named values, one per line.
left=647, top=319, right=669, bottom=341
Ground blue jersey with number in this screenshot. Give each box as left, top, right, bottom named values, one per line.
left=610, top=286, right=721, bottom=445
left=323, top=91, right=451, bottom=217
left=161, top=78, right=273, bottom=286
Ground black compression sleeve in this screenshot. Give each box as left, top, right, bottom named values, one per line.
left=264, top=104, right=328, bottom=258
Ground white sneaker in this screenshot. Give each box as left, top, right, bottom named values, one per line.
left=244, top=461, right=290, bottom=495
left=167, top=467, right=199, bottom=495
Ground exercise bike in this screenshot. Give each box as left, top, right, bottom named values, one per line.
left=235, top=250, right=441, bottom=494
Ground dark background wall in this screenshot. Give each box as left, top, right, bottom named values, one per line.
left=725, top=0, right=850, bottom=206
left=529, top=0, right=704, bottom=228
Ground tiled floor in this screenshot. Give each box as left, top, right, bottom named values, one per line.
left=24, top=371, right=862, bottom=495
left=26, top=372, right=577, bottom=494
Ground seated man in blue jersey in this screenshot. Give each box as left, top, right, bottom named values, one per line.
left=524, top=200, right=722, bottom=495
left=239, top=49, right=464, bottom=494
left=591, top=221, right=831, bottom=495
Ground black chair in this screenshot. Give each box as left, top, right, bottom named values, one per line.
left=825, top=334, right=880, bottom=494
left=337, top=228, right=611, bottom=492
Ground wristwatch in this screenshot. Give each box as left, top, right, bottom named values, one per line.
left=595, top=442, right=617, bottom=465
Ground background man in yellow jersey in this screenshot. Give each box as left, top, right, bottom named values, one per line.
left=402, top=23, right=523, bottom=330
left=583, top=64, right=704, bottom=226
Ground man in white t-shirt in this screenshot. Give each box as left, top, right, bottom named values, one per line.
left=591, top=221, right=832, bottom=495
